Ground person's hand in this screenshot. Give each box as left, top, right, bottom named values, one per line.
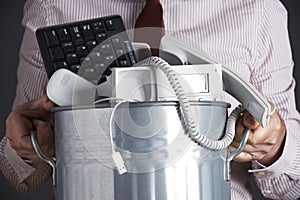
left=229, top=103, right=287, bottom=166
left=6, top=95, right=55, bottom=163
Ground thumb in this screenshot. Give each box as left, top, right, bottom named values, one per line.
left=15, top=95, right=55, bottom=120
left=41, top=95, right=56, bottom=112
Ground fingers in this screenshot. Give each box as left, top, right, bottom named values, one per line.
left=33, top=120, right=55, bottom=157
left=229, top=146, right=252, bottom=162
left=6, top=113, right=32, bottom=147
left=230, top=138, right=273, bottom=162
left=242, top=111, right=259, bottom=130
left=5, top=95, right=55, bottom=163
left=230, top=102, right=286, bottom=165
left=9, top=135, right=32, bottom=151
left=7, top=133, right=42, bottom=163
left=40, top=95, right=56, bottom=112
left=231, top=116, right=269, bottom=162
left=14, top=95, right=55, bottom=121
left=229, top=145, right=272, bottom=162
left=8, top=126, right=54, bottom=163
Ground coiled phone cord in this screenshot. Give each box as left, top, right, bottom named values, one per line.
left=136, top=56, right=244, bottom=150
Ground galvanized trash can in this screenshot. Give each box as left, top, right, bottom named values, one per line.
left=33, top=101, right=234, bottom=200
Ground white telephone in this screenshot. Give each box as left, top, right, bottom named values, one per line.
left=103, top=35, right=271, bottom=127
left=94, top=35, right=272, bottom=151
left=159, top=35, right=271, bottom=128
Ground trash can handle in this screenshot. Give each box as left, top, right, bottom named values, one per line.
left=225, top=128, right=251, bottom=181
left=30, top=130, right=56, bottom=186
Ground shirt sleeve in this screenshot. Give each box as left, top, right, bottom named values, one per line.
left=0, top=1, right=51, bottom=191
left=3, top=137, right=36, bottom=181
left=0, top=137, right=52, bottom=192
left=249, top=1, right=300, bottom=199
left=12, top=27, right=48, bottom=109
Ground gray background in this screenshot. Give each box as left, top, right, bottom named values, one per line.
left=0, top=0, right=299, bottom=199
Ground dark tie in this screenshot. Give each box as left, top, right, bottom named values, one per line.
left=134, top=0, right=165, bottom=56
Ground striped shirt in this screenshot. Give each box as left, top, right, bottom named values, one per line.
left=1, top=0, right=300, bottom=199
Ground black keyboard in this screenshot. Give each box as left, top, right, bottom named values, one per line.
left=36, top=15, right=137, bottom=84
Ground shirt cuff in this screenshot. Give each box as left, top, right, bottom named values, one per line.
left=248, top=129, right=296, bottom=178
left=4, top=139, right=36, bottom=182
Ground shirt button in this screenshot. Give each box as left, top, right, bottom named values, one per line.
left=20, top=166, right=27, bottom=173
left=264, top=190, right=272, bottom=194
left=258, top=171, right=265, bottom=176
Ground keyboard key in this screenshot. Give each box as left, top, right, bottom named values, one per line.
left=53, top=61, right=68, bottom=70
left=119, top=60, right=129, bottom=66
left=86, top=40, right=98, bottom=51
left=99, top=42, right=112, bottom=53
left=61, top=42, right=74, bottom=53
left=70, top=26, right=84, bottom=45
left=129, top=54, right=137, bottom=65
left=81, top=24, right=94, bottom=41
left=105, top=19, right=115, bottom=31
left=118, top=55, right=130, bottom=66
left=83, top=68, right=98, bottom=82
left=44, top=31, right=59, bottom=47
left=85, top=40, right=97, bottom=51
left=57, top=28, right=71, bottom=42
left=104, top=55, right=118, bottom=68
left=124, top=40, right=134, bottom=52
left=124, top=41, right=137, bottom=64
left=95, top=33, right=106, bottom=43
left=70, top=65, right=80, bottom=73
left=76, top=45, right=88, bottom=57
left=111, top=37, right=122, bottom=48
left=94, top=63, right=105, bottom=72
left=104, top=54, right=114, bottom=61
left=81, top=56, right=92, bottom=66
left=66, top=53, right=79, bottom=65
left=90, top=52, right=102, bottom=62
left=115, top=48, right=125, bottom=57
left=92, top=21, right=105, bottom=33
left=49, top=47, right=64, bottom=62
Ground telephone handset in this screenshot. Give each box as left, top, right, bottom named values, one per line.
left=159, top=35, right=271, bottom=128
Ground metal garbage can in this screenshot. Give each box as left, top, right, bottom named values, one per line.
left=34, top=101, right=233, bottom=200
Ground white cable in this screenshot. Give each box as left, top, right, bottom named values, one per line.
left=109, top=99, right=133, bottom=152
left=93, top=97, right=124, bottom=104
left=136, top=56, right=243, bottom=150
left=93, top=97, right=127, bottom=152
left=93, top=97, right=137, bottom=174
left=108, top=99, right=139, bottom=152
left=109, top=99, right=138, bottom=174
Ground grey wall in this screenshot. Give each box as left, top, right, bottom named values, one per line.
left=284, top=0, right=300, bottom=105
left=0, top=1, right=299, bottom=199
left=0, top=1, right=54, bottom=200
